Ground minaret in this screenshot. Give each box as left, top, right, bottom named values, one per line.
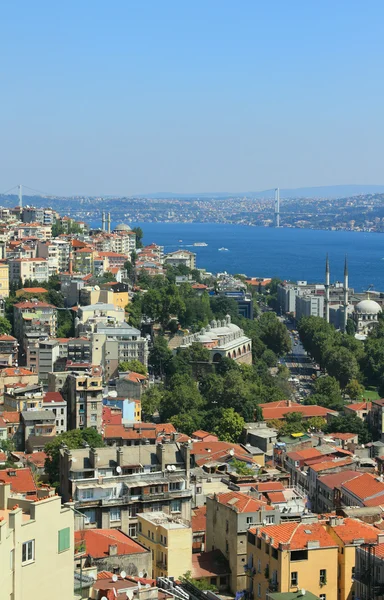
left=102, top=211, right=106, bottom=231
left=107, top=212, right=111, bottom=234
left=325, top=254, right=330, bottom=323
left=343, top=255, right=349, bottom=331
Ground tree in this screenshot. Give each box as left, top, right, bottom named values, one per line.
left=345, top=379, right=364, bottom=401
left=209, top=296, right=239, bottom=320
left=149, top=336, right=173, bottom=377
left=132, top=226, right=144, bottom=249
left=44, top=429, right=104, bottom=486
left=230, top=458, right=255, bottom=476
left=261, top=349, right=277, bottom=367
left=279, top=412, right=305, bottom=436
left=160, top=374, right=205, bottom=421
left=307, top=416, right=327, bottom=431
left=214, top=408, right=245, bottom=443
left=258, top=312, right=291, bottom=356
left=325, top=413, right=371, bottom=444
left=57, top=310, right=74, bottom=338
left=170, top=410, right=204, bottom=436
left=118, top=359, right=147, bottom=375
left=0, top=316, right=12, bottom=335
left=141, top=387, right=164, bottom=420
left=181, top=571, right=217, bottom=592
left=312, top=376, right=343, bottom=408
left=325, top=346, right=359, bottom=388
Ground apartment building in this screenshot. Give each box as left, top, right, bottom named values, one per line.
left=36, top=241, right=59, bottom=275
left=43, top=391, right=67, bottom=435
left=61, top=369, right=103, bottom=432
left=37, top=339, right=60, bottom=386
left=206, top=491, right=280, bottom=593
left=13, top=300, right=57, bottom=344
left=51, top=238, right=71, bottom=272
left=137, top=511, right=192, bottom=579
left=59, top=443, right=192, bottom=539
left=92, top=322, right=148, bottom=379
left=0, top=334, right=18, bottom=367
left=0, top=482, right=74, bottom=600
left=164, top=250, right=196, bottom=270
left=247, top=520, right=338, bottom=600
left=355, top=543, right=384, bottom=600
left=0, top=261, right=9, bottom=298
left=21, top=409, right=56, bottom=451
left=8, top=257, right=49, bottom=284
left=0, top=373, right=39, bottom=404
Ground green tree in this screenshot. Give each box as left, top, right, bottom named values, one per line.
left=230, top=458, right=256, bottom=476
left=258, top=312, right=291, bottom=356
left=170, top=410, right=204, bottom=436
left=345, top=379, right=364, bottom=400
left=45, top=429, right=104, bottom=486
left=280, top=412, right=305, bottom=436
left=149, top=336, right=173, bottom=377
left=325, top=346, right=359, bottom=388
left=160, top=374, right=204, bottom=421
left=57, top=310, right=74, bottom=338
left=0, top=316, right=12, bottom=335
left=141, top=387, right=164, bottom=420
left=118, top=359, right=147, bottom=375
left=132, top=226, right=144, bottom=249
left=325, top=413, right=371, bottom=444
left=307, top=416, right=327, bottom=431
left=181, top=571, right=217, bottom=592
left=209, top=295, right=239, bottom=320
left=214, top=408, right=245, bottom=442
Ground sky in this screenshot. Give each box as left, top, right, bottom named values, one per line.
left=1, top=1, right=384, bottom=196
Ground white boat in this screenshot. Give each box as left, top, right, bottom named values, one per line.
left=193, top=242, right=208, bottom=247
left=218, top=247, right=229, bottom=251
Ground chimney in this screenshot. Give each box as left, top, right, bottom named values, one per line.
left=108, top=544, right=118, bottom=556
left=156, top=443, right=166, bottom=472
left=377, top=533, right=384, bottom=544
left=116, top=447, right=123, bottom=467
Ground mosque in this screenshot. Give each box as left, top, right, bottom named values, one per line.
left=325, top=256, right=382, bottom=338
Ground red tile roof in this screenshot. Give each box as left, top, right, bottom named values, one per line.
left=20, top=287, right=48, bottom=294
left=14, top=301, right=55, bottom=309
left=43, top=391, right=64, bottom=404
left=0, top=467, right=37, bottom=494
left=251, top=521, right=337, bottom=550
left=328, top=433, right=358, bottom=441
left=261, top=402, right=337, bottom=420
left=341, top=473, right=384, bottom=504
left=103, top=424, right=157, bottom=441
left=0, top=335, right=17, bottom=342
left=0, top=452, right=6, bottom=462
left=192, top=430, right=218, bottom=440
left=254, top=481, right=285, bottom=493
left=192, top=506, right=206, bottom=532
left=330, top=517, right=379, bottom=544
left=318, top=470, right=360, bottom=490
left=0, top=367, right=36, bottom=377
left=266, top=491, right=286, bottom=503
left=345, top=401, right=372, bottom=411
left=1, top=411, right=21, bottom=423
left=214, top=491, right=273, bottom=512
left=287, top=448, right=323, bottom=461
left=74, top=529, right=146, bottom=559
left=309, top=458, right=354, bottom=473
left=102, top=406, right=122, bottom=426
left=123, top=371, right=148, bottom=382
left=26, top=452, right=47, bottom=468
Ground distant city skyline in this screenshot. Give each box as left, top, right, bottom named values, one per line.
left=2, top=1, right=384, bottom=196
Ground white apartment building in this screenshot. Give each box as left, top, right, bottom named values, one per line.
left=50, top=239, right=71, bottom=272
left=8, top=258, right=49, bottom=284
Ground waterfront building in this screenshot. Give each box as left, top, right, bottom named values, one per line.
left=164, top=250, right=196, bottom=270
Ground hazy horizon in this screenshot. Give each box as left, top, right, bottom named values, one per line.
left=2, top=1, right=384, bottom=196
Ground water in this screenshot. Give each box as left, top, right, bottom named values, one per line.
left=94, top=221, right=384, bottom=292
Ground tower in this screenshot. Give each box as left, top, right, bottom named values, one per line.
left=102, top=211, right=106, bottom=231
left=107, top=212, right=111, bottom=234
left=343, top=255, right=349, bottom=331
left=325, top=254, right=330, bottom=323
left=274, top=188, right=280, bottom=227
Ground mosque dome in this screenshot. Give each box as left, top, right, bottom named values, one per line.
left=355, top=299, right=382, bottom=314
left=114, top=223, right=131, bottom=231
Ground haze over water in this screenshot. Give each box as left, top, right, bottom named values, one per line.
left=131, top=222, right=384, bottom=292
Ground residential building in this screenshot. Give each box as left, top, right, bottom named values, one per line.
left=326, top=516, right=381, bottom=600
left=295, top=294, right=325, bottom=320
left=355, top=543, right=384, bottom=600
left=164, top=250, right=196, bottom=270
left=2, top=383, right=43, bottom=412
left=247, top=520, right=338, bottom=600
left=0, top=412, right=23, bottom=449
left=0, top=261, right=9, bottom=298
left=192, top=505, right=206, bottom=553
left=243, top=423, right=278, bottom=455
left=43, top=391, right=67, bottom=435
left=370, top=399, right=384, bottom=441
left=51, top=238, right=71, bottom=272
left=91, top=322, right=148, bottom=378
left=21, top=409, right=56, bottom=451
left=76, top=302, right=125, bottom=333
left=178, top=315, right=252, bottom=365
left=113, top=371, right=148, bottom=402
left=0, top=334, right=18, bottom=367
left=0, top=482, right=74, bottom=600
left=0, top=467, right=37, bottom=497
left=103, top=396, right=141, bottom=425
left=37, top=339, right=60, bottom=386
left=206, top=491, right=280, bottom=593
left=59, top=443, right=192, bottom=538
left=100, top=282, right=130, bottom=309
left=260, top=400, right=338, bottom=424
left=74, top=528, right=152, bottom=576
left=13, top=300, right=57, bottom=360
left=62, top=369, right=103, bottom=432
left=344, top=401, right=372, bottom=423
left=316, top=471, right=362, bottom=514
left=137, top=511, right=192, bottom=579
left=36, top=240, right=59, bottom=275
left=8, top=257, right=49, bottom=284
left=340, top=472, right=384, bottom=508
left=79, top=286, right=114, bottom=307
left=191, top=549, right=231, bottom=591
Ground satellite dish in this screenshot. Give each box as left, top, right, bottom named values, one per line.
left=171, top=465, right=176, bottom=471
left=108, top=390, right=118, bottom=398
left=116, top=466, right=122, bottom=474
left=112, top=574, right=118, bottom=582
left=301, top=590, right=306, bottom=596
left=229, top=449, right=235, bottom=456
left=167, top=465, right=172, bottom=471
left=139, top=572, right=144, bottom=578
left=120, top=571, right=126, bottom=579
left=94, top=285, right=100, bottom=291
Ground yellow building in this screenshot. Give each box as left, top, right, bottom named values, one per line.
left=0, top=482, right=75, bottom=600
left=0, top=261, right=9, bottom=298
left=247, top=520, right=339, bottom=600
left=326, top=516, right=381, bottom=600
left=137, top=511, right=192, bottom=579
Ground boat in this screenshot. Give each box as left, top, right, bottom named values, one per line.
left=178, top=239, right=183, bottom=242
left=218, top=247, right=229, bottom=251
left=193, top=242, right=208, bottom=247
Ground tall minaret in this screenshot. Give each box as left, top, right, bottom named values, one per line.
left=102, top=211, right=106, bottom=231
left=325, top=254, right=330, bottom=323
left=343, top=255, right=349, bottom=331
left=107, top=212, right=111, bottom=234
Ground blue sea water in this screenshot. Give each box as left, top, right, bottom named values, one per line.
left=95, top=221, right=384, bottom=292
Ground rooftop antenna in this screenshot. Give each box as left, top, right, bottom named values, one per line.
left=18, top=184, right=23, bottom=209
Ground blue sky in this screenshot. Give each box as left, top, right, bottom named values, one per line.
left=1, top=1, right=384, bottom=196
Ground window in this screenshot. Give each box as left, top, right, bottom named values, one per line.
left=90, top=414, right=97, bottom=423
left=258, top=559, right=261, bottom=573
left=291, top=572, right=298, bottom=587
left=320, top=569, right=327, bottom=585
left=129, top=523, right=137, bottom=537
left=84, top=509, right=96, bottom=524
left=226, top=540, right=229, bottom=553
left=91, top=402, right=97, bottom=410
left=352, top=567, right=355, bottom=579
left=170, top=499, right=181, bottom=513
left=82, top=489, right=94, bottom=500
left=169, top=482, right=181, bottom=491
left=226, top=520, right=229, bottom=533
left=258, top=583, right=261, bottom=597
left=58, top=527, right=71, bottom=553
left=110, top=507, right=121, bottom=522
left=22, top=540, right=35, bottom=564
left=247, top=516, right=253, bottom=524
left=164, top=536, right=167, bottom=545
left=265, top=516, right=275, bottom=524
